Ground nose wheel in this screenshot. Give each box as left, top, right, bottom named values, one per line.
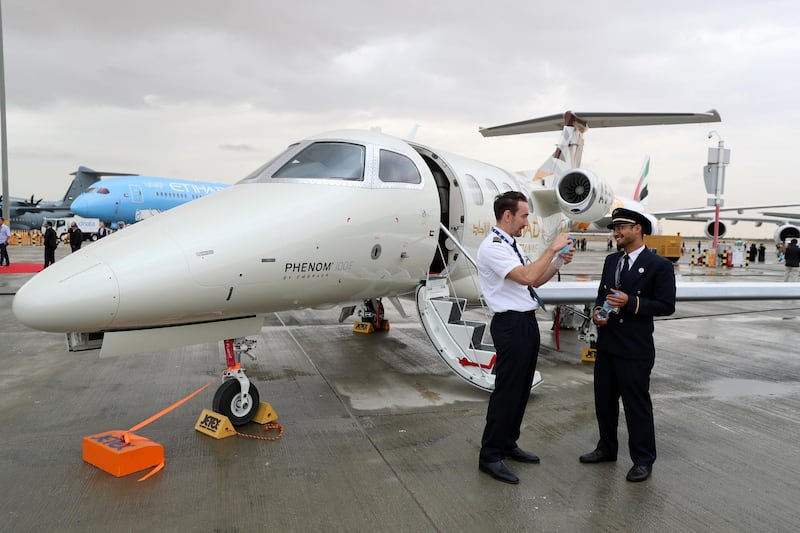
left=212, top=378, right=260, bottom=426
left=213, top=337, right=261, bottom=426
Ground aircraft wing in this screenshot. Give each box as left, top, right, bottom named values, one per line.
left=479, top=110, right=721, bottom=137
left=537, top=281, right=800, bottom=304
left=760, top=212, right=800, bottom=220
left=664, top=214, right=794, bottom=225
left=651, top=204, right=800, bottom=219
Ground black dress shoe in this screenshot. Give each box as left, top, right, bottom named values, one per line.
left=626, top=464, right=652, bottom=482
left=579, top=449, right=617, bottom=463
left=478, top=459, right=519, bottom=484
left=504, top=447, right=540, bottom=464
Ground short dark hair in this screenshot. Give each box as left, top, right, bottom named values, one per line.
left=792, top=239, right=798, bottom=245
left=493, top=191, right=527, bottom=220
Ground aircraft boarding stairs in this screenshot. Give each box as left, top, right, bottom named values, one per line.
left=415, top=274, right=543, bottom=393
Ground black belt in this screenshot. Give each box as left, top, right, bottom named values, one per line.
left=495, top=310, right=536, bottom=317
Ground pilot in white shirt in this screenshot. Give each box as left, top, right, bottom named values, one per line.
left=474, top=191, right=572, bottom=485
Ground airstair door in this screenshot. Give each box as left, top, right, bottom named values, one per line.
left=416, top=276, right=542, bottom=392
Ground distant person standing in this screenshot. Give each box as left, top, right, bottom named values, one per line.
left=0, top=218, right=10, bottom=267
left=68, top=222, right=83, bottom=253
left=758, top=244, right=766, bottom=263
left=43, top=221, right=58, bottom=268
left=97, top=221, right=110, bottom=239
left=784, top=239, right=800, bottom=282
left=748, top=243, right=758, bottom=263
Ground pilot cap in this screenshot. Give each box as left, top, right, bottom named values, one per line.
left=607, top=207, right=652, bottom=235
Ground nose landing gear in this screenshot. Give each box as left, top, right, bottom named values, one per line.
left=212, top=338, right=260, bottom=426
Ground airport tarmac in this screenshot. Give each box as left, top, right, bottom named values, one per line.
left=1, top=243, right=799, bottom=532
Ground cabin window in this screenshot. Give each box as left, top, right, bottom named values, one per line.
left=484, top=178, right=500, bottom=200
left=272, top=142, right=365, bottom=181
left=501, top=182, right=513, bottom=192
left=378, top=150, right=421, bottom=184
left=463, top=174, right=484, bottom=206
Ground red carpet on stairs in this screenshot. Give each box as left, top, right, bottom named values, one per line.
left=0, top=263, right=44, bottom=274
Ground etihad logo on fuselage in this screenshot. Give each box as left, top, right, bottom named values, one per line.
left=142, top=181, right=227, bottom=195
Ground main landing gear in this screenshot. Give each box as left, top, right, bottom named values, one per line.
left=212, top=338, right=260, bottom=426
left=352, top=298, right=391, bottom=334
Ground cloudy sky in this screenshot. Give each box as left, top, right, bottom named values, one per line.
left=2, top=0, right=799, bottom=237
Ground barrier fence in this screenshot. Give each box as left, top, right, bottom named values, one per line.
left=7, top=230, right=44, bottom=246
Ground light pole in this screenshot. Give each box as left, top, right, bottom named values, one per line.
left=706, top=131, right=729, bottom=250
left=0, top=0, right=8, bottom=223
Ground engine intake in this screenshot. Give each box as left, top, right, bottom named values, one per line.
left=704, top=220, right=727, bottom=239
left=555, top=168, right=614, bottom=222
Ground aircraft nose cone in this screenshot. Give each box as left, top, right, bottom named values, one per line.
left=70, top=195, right=91, bottom=217
left=13, top=257, right=120, bottom=332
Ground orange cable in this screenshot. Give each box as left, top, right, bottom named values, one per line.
left=123, top=380, right=213, bottom=444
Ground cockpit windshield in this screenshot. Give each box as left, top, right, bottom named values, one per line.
left=273, top=142, right=365, bottom=181
left=237, top=141, right=366, bottom=184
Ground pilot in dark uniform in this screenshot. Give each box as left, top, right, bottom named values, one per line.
left=579, top=207, right=676, bottom=482
left=476, top=191, right=573, bottom=484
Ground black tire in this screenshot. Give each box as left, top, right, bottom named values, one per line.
left=212, top=379, right=260, bottom=426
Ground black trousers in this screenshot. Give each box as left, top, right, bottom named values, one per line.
left=0, top=243, right=8, bottom=265
left=480, top=310, right=539, bottom=462
left=44, top=247, right=56, bottom=268
left=593, top=351, right=656, bottom=466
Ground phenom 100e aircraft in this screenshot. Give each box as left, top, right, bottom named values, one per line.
left=14, top=109, right=800, bottom=425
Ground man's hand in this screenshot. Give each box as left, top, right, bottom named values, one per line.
left=548, top=233, right=572, bottom=255
left=606, top=290, right=628, bottom=308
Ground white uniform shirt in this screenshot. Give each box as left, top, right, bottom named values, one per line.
left=0, top=224, right=10, bottom=244
left=477, top=227, right=537, bottom=314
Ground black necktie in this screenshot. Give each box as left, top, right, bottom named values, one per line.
left=615, top=254, right=629, bottom=288
left=511, top=240, right=546, bottom=311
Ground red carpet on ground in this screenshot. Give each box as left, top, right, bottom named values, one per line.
left=0, top=263, right=44, bottom=274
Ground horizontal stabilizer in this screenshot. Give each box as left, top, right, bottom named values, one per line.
left=479, top=110, right=721, bottom=137
left=99, top=315, right=263, bottom=357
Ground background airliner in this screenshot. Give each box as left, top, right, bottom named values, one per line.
left=660, top=208, right=800, bottom=244
left=569, top=155, right=800, bottom=241
left=70, top=175, right=229, bottom=225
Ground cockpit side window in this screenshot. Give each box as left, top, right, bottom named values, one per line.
left=378, top=149, right=421, bottom=184
left=273, top=142, right=365, bottom=181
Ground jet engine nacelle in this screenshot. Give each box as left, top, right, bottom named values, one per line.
left=554, top=168, right=614, bottom=222
left=704, top=220, right=727, bottom=239
left=774, top=224, right=800, bottom=244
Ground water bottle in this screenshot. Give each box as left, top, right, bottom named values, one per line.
left=596, top=292, right=620, bottom=321
left=559, top=237, right=575, bottom=255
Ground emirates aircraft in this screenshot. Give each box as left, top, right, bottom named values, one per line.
left=14, top=110, right=800, bottom=425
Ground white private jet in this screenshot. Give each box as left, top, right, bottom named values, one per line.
left=13, top=110, right=800, bottom=425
